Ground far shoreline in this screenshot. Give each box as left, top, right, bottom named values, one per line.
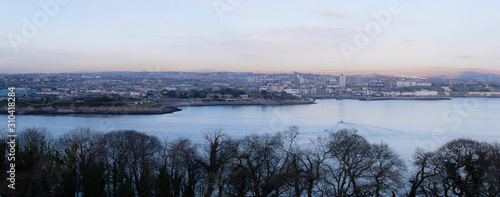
left=1, top=99, right=316, bottom=116
left=3, top=97, right=500, bottom=116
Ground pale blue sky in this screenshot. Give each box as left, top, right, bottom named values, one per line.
left=1, top=0, right=499, bottom=73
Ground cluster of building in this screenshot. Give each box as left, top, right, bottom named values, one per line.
left=0, top=71, right=497, bottom=100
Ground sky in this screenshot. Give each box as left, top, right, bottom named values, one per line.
left=0, top=0, right=499, bottom=73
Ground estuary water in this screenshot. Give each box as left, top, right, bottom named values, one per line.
left=2, top=98, right=500, bottom=158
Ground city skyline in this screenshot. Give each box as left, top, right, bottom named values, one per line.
left=1, top=0, right=499, bottom=73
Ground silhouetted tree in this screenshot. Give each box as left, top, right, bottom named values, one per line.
left=300, top=135, right=330, bottom=197
left=104, top=130, right=162, bottom=197
left=367, top=143, right=406, bottom=197
left=198, top=129, right=237, bottom=197
left=408, top=139, right=500, bottom=197
left=322, top=129, right=374, bottom=196
left=55, top=127, right=107, bottom=197
left=3, top=126, right=500, bottom=197
left=408, top=148, right=438, bottom=197
left=276, top=126, right=306, bottom=197
left=158, top=138, right=203, bottom=197
left=16, top=128, right=59, bottom=197
left=230, top=132, right=292, bottom=197
left=435, top=138, right=494, bottom=196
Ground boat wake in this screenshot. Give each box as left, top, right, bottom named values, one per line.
left=325, top=121, right=409, bottom=137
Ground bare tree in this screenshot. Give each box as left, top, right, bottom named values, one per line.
left=322, top=129, right=374, bottom=197
left=434, top=138, right=494, bottom=197
left=367, top=142, right=406, bottom=197
left=16, top=128, right=59, bottom=197
left=276, top=126, right=323, bottom=197
left=159, top=137, right=203, bottom=197
left=407, top=148, right=438, bottom=197
left=408, top=139, right=500, bottom=197
left=56, top=127, right=107, bottom=197
left=300, top=135, right=330, bottom=197
left=104, top=130, right=163, bottom=197
left=198, top=128, right=236, bottom=197
left=484, top=142, right=500, bottom=195
left=229, top=132, right=290, bottom=197
left=274, top=126, right=300, bottom=197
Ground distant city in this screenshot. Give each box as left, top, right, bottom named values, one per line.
left=1, top=71, right=499, bottom=101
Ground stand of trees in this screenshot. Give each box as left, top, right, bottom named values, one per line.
left=160, top=87, right=298, bottom=101
left=0, top=127, right=499, bottom=197
left=161, top=87, right=246, bottom=99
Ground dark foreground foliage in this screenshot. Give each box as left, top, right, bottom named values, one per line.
left=0, top=127, right=499, bottom=197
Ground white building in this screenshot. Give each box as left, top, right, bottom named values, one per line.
left=339, top=74, right=346, bottom=87
left=401, top=92, right=415, bottom=96
left=415, top=90, right=438, bottom=96
left=417, top=82, right=432, bottom=87
left=298, top=76, right=306, bottom=84
left=283, top=89, right=298, bottom=95
left=268, top=85, right=284, bottom=92
left=397, top=81, right=432, bottom=87
left=396, top=81, right=413, bottom=87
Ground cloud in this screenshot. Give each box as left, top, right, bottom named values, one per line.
left=165, top=44, right=184, bottom=48
left=457, top=55, right=475, bottom=59
left=216, top=24, right=352, bottom=48
left=105, top=29, right=206, bottom=42
left=35, top=51, right=81, bottom=56
left=456, top=55, right=500, bottom=60
left=400, top=38, right=414, bottom=42
left=249, top=24, right=351, bottom=41
left=208, top=24, right=352, bottom=61
left=212, top=24, right=351, bottom=53
left=160, top=19, right=185, bottom=26
left=310, top=8, right=355, bottom=19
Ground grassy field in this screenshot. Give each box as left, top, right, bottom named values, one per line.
left=247, top=92, right=260, bottom=97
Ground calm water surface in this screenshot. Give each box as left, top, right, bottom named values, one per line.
left=2, top=98, right=499, bottom=157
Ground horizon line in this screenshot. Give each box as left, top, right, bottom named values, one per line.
left=2, top=66, right=500, bottom=75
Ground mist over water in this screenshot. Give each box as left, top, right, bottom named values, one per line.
left=2, top=98, right=499, bottom=158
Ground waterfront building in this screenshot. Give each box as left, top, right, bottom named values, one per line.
left=339, top=74, right=346, bottom=87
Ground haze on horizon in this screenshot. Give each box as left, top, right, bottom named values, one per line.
left=1, top=0, right=499, bottom=74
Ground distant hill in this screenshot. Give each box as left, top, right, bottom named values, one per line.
left=317, top=67, right=500, bottom=81
left=455, top=71, right=500, bottom=81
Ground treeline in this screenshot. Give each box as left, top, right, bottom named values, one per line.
left=23, top=95, right=139, bottom=108
left=160, top=87, right=297, bottom=101
left=0, top=127, right=499, bottom=197
left=161, top=87, right=246, bottom=99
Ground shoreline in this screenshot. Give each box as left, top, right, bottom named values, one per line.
left=1, top=106, right=181, bottom=115
left=2, top=99, right=315, bottom=115
left=175, top=99, right=316, bottom=107
left=4, top=96, right=499, bottom=115
left=333, top=96, right=500, bottom=101
left=359, top=96, right=451, bottom=101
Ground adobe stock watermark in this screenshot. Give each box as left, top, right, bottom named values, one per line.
left=268, top=108, right=296, bottom=133
left=146, top=64, right=162, bottom=73
left=339, top=0, right=403, bottom=62
left=414, top=97, right=480, bottom=151
left=7, top=0, right=71, bottom=53
left=213, top=0, right=243, bottom=20
left=6, top=87, right=17, bottom=190
left=414, top=74, right=492, bottom=151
